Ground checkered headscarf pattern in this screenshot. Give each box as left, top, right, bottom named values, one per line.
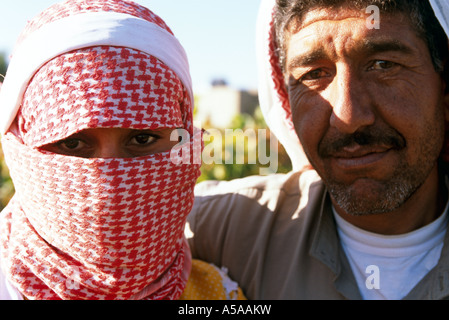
left=0, top=0, right=200, bottom=300
left=18, top=46, right=186, bottom=148
left=1, top=134, right=198, bottom=300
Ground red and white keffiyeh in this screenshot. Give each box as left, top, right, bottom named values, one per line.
left=0, top=0, right=200, bottom=300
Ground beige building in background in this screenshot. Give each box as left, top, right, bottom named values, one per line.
left=195, top=80, right=259, bottom=128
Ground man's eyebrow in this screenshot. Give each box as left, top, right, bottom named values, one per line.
left=287, top=39, right=414, bottom=72
left=287, top=48, right=327, bottom=71
left=358, top=38, right=414, bottom=57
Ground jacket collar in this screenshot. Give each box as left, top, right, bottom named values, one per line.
left=309, top=167, right=449, bottom=300
left=309, top=191, right=362, bottom=300
left=403, top=229, right=449, bottom=299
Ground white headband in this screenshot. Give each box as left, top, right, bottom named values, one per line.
left=0, top=11, right=193, bottom=135
left=430, top=0, right=449, bottom=37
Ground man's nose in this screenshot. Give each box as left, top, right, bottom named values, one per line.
left=328, top=67, right=375, bottom=134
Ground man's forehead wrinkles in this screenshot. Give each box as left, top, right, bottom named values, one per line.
left=286, top=19, right=361, bottom=69
left=288, top=5, right=370, bottom=33
left=286, top=8, right=417, bottom=53
left=296, top=16, right=364, bottom=32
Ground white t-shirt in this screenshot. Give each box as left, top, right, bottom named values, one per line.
left=334, top=204, right=449, bottom=300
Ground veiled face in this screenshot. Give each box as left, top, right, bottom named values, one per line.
left=41, top=127, right=179, bottom=158
left=284, top=8, right=448, bottom=216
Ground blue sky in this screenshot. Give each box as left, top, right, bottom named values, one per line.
left=0, top=0, right=261, bottom=92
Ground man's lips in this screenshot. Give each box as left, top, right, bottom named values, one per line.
left=329, top=144, right=393, bottom=169
left=318, top=127, right=406, bottom=170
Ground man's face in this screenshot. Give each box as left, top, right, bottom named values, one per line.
left=284, top=7, right=449, bottom=215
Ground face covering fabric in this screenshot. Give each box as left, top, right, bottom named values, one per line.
left=0, top=0, right=200, bottom=300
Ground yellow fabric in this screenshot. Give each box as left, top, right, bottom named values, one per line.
left=179, top=259, right=246, bottom=300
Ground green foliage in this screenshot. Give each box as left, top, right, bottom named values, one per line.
left=0, top=52, right=7, bottom=82
left=0, top=54, right=13, bottom=210
left=197, top=107, right=292, bottom=183
left=0, top=143, right=14, bottom=211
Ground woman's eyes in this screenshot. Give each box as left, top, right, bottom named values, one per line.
left=50, top=133, right=159, bottom=156
left=39, top=129, right=176, bottom=158
left=58, top=138, right=86, bottom=150
left=129, top=134, right=157, bottom=146
left=57, top=133, right=158, bottom=149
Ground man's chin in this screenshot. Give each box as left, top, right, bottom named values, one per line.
left=327, top=179, right=413, bottom=216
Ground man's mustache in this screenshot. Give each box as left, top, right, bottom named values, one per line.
left=318, top=127, right=406, bottom=157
